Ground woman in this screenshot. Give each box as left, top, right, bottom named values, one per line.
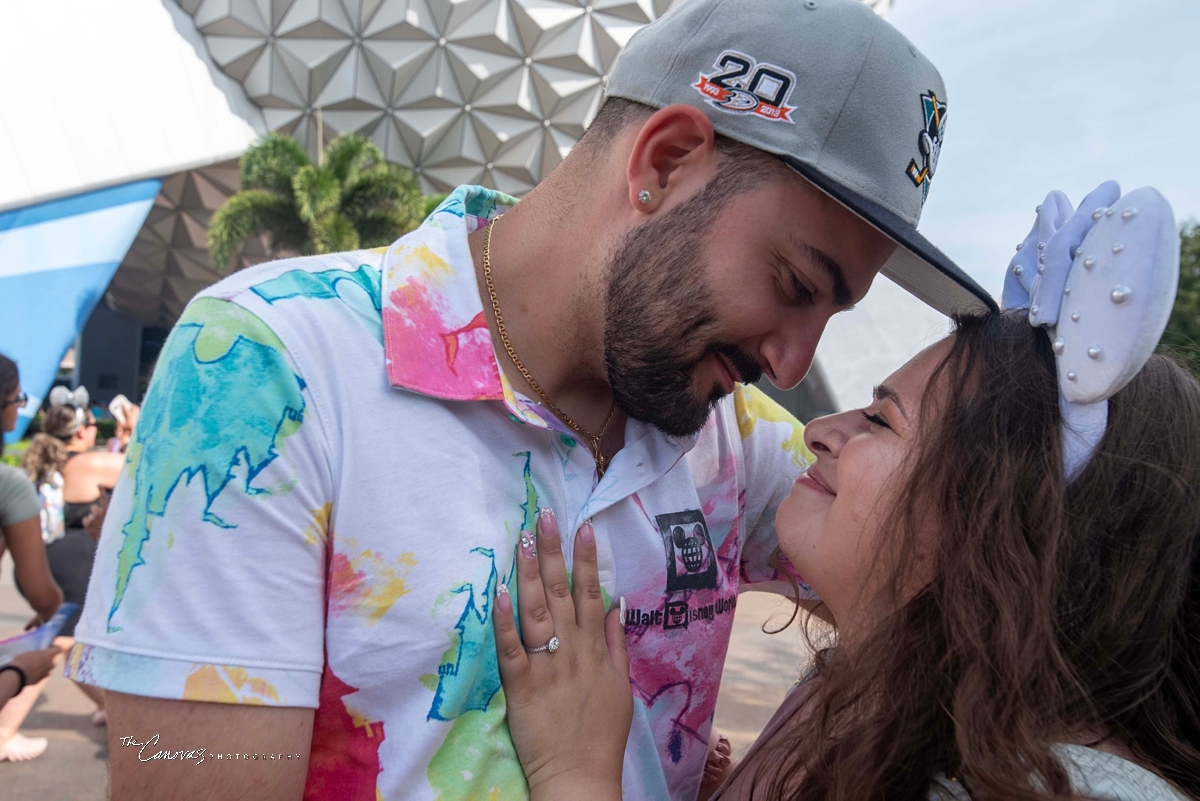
left=20, top=391, right=121, bottom=724
left=0, top=354, right=65, bottom=761
left=492, top=185, right=1200, bottom=799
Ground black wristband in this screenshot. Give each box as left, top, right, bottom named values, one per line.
left=0, top=664, right=28, bottom=694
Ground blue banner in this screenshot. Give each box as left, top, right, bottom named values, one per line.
left=0, top=180, right=160, bottom=443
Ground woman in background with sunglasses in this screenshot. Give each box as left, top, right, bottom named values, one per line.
left=0, top=353, right=65, bottom=761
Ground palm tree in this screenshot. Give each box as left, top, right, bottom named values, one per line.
left=208, top=132, right=425, bottom=273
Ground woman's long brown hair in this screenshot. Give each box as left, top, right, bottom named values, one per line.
left=753, top=311, right=1200, bottom=799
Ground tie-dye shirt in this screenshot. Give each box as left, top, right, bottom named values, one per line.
left=69, top=185, right=813, bottom=800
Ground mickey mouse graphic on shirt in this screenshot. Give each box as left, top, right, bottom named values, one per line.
left=656, top=511, right=719, bottom=594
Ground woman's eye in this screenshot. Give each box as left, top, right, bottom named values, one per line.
left=862, top=410, right=890, bottom=430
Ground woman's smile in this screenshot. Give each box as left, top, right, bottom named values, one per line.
left=796, top=470, right=835, bottom=496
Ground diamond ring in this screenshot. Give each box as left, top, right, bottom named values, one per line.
left=524, top=636, right=559, bottom=654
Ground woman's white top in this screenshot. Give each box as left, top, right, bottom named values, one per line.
left=933, top=744, right=1187, bottom=800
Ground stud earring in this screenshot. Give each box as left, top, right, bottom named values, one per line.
left=638, top=190, right=651, bottom=205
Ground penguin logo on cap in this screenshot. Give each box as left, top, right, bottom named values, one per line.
left=906, top=91, right=947, bottom=200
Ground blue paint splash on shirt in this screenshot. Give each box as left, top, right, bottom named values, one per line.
left=427, top=452, right=535, bottom=721
left=108, top=299, right=306, bottom=631
left=251, top=263, right=383, bottom=345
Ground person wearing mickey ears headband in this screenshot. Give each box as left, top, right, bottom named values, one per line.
left=493, top=182, right=1200, bottom=800
left=19, top=385, right=118, bottom=725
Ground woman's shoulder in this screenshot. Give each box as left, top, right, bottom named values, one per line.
left=1053, top=744, right=1189, bottom=801
left=62, top=449, right=124, bottom=474
left=0, top=462, right=34, bottom=492
left=0, top=463, right=40, bottom=526
left=930, top=745, right=1189, bottom=801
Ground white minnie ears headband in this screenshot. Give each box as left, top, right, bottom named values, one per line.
left=47, top=385, right=91, bottom=434
left=1001, top=181, right=1180, bottom=480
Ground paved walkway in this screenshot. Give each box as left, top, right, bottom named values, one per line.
left=712, top=592, right=814, bottom=757
left=0, top=551, right=809, bottom=796
left=0, top=553, right=109, bottom=799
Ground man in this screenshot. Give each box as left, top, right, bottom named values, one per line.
left=71, top=0, right=992, bottom=798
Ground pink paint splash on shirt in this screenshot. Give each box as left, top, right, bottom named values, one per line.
left=304, top=662, right=386, bottom=800
left=384, top=280, right=502, bottom=401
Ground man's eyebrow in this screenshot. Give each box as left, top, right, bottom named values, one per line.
left=791, top=235, right=854, bottom=308
left=873, top=383, right=907, bottom=419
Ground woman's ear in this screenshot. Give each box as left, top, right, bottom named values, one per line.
left=625, top=104, right=719, bottom=214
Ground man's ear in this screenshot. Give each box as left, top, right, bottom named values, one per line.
left=625, top=104, right=718, bottom=214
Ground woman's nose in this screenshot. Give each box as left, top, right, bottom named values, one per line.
left=803, top=409, right=859, bottom=458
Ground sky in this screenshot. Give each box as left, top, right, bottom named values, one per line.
left=883, top=0, right=1200, bottom=296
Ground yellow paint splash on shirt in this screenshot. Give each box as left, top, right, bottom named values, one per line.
left=734, top=384, right=815, bottom=468
left=183, top=664, right=282, bottom=705
left=303, top=502, right=333, bottom=546
left=389, top=241, right=452, bottom=285
left=67, top=642, right=85, bottom=676
left=329, top=538, right=417, bottom=624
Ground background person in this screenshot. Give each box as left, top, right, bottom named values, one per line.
left=0, top=353, right=65, bottom=761
left=493, top=188, right=1200, bottom=800
left=21, top=397, right=116, bottom=724
left=0, top=649, right=61, bottom=708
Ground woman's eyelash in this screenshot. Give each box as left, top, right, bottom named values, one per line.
left=862, top=410, right=890, bottom=429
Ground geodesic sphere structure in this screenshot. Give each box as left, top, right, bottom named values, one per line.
left=180, top=0, right=682, bottom=195
left=182, top=0, right=892, bottom=196
left=107, top=161, right=273, bottom=327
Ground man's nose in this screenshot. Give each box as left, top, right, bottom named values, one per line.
left=760, top=320, right=826, bottom=390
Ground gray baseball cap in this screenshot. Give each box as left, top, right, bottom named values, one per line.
left=606, top=0, right=997, bottom=316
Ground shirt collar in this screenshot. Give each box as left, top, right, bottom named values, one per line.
left=380, top=184, right=703, bottom=456
left=381, top=185, right=551, bottom=427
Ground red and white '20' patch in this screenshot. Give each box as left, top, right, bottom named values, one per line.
left=693, top=50, right=797, bottom=124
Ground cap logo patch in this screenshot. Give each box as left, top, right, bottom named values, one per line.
left=906, top=91, right=947, bottom=200
left=693, top=50, right=796, bottom=124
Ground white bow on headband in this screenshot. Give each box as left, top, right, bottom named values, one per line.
left=48, top=385, right=90, bottom=411
left=1001, top=181, right=1180, bottom=480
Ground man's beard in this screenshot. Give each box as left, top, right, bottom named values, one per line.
left=603, top=197, right=763, bottom=438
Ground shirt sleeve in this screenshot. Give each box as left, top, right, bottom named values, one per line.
left=733, top=384, right=819, bottom=596
left=67, top=296, right=332, bottom=708
left=0, top=465, right=40, bottom=528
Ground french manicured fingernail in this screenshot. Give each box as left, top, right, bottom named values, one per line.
left=537, top=510, right=559, bottom=540
left=579, top=520, right=595, bottom=545
left=538, top=506, right=555, bottom=522
left=519, top=530, right=537, bottom=558
left=496, top=584, right=512, bottom=611
left=620, top=596, right=627, bottom=625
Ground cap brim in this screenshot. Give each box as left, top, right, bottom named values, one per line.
left=781, top=157, right=998, bottom=316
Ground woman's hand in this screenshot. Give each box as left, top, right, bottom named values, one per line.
left=493, top=509, right=632, bottom=801
left=10, top=647, right=61, bottom=686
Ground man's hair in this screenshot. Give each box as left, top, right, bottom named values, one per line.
left=577, top=97, right=789, bottom=199
left=750, top=312, right=1200, bottom=798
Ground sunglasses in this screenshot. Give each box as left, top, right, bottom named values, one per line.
left=3, top=392, right=28, bottom=410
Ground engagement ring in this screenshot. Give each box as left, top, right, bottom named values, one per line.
left=524, top=636, right=559, bottom=654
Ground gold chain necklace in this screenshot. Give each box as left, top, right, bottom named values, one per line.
left=483, top=215, right=617, bottom=477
